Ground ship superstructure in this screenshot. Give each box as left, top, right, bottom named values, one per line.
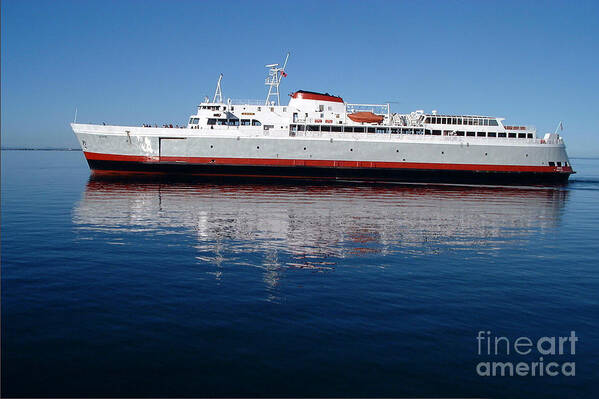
left=72, top=54, right=574, bottom=184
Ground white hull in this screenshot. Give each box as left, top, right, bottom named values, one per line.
left=72, top=123, right=573, bottom=184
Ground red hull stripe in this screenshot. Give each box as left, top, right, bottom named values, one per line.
left=291, top=92, right=344, bottom=103
left=83, top=152, right=572, bottom=173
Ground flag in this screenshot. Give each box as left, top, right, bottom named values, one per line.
left=281, top=71, right=287, bottom=77
left=559, top=121, right=563, bottom=131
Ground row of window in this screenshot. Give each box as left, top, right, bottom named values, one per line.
left=425, top=116, right=499, bottom=126
left=451, top=131, right=533, bottom=138
left=206, top=118, right=262, bottom=126
left=548, top=161, right=569, bottom=167
left=289, top=124, right=533, bottom=138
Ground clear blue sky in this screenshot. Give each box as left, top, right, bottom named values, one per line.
left=2, top=0, right=598, bottom=155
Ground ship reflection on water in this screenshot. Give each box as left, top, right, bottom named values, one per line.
left=73, top=177, right=568, bottom=290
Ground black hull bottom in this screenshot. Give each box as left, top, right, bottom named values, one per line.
left=87, top=159, right=572, bottom=186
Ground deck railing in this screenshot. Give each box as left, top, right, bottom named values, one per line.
left=229, top=99, right=268, bottom=105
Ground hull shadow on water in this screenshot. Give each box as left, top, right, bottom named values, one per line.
left=74, top=175, right=569, bottom=275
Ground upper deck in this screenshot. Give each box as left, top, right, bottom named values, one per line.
left=187, top=89, right=540, bottom=143
left=180, top=54, right=563, bottom=146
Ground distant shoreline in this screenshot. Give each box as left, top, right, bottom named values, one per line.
left=1, top=148, right=82, bottom=151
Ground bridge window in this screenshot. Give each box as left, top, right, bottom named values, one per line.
left=228, top=119, right=239, bottom=126
left=216, top=119, right=227, bottom=125
left=252, top=120, right=262, bottom=126
left=241, top=119, right=251, bottom=126
left=489, top=120, right=499, bottom=126
left=207, top=118, right=216, bottom=125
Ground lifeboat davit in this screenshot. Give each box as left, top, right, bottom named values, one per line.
left=348, top=112, right=384, bottom=123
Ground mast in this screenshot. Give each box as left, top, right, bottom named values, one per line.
left=213, top=73, right=223, bottom=103
left=264, top=52, right=290, bottom=106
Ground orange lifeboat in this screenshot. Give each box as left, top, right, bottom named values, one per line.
left=348, top=112, right=384, bottom=123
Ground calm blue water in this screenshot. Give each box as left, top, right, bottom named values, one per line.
left=2, top=150, right=598, bottom=398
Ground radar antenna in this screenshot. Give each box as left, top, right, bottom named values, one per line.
left=265, top=52, right=290, bottom=106
left=213, top=73, right=223, bottom=103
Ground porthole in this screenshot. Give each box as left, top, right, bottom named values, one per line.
left=402, top=158, right=406, bottom=161
left=485, top=153, right=488, bottom=156
left=303, top=147, right=306, bottom=150
left=350, top=148, right=353, bottom=152
left=396, top=150, right=399, bottom=153
left=257, top=146, right=260, bottom=149
left=441, top=151, right=444, bottom=154
left=210, top=145, right=213, bottom=148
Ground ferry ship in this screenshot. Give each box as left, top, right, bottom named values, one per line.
left=71, top=54, right=574, bottom=184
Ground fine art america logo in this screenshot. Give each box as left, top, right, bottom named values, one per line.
left=476, top=331, right=578, bottom=377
